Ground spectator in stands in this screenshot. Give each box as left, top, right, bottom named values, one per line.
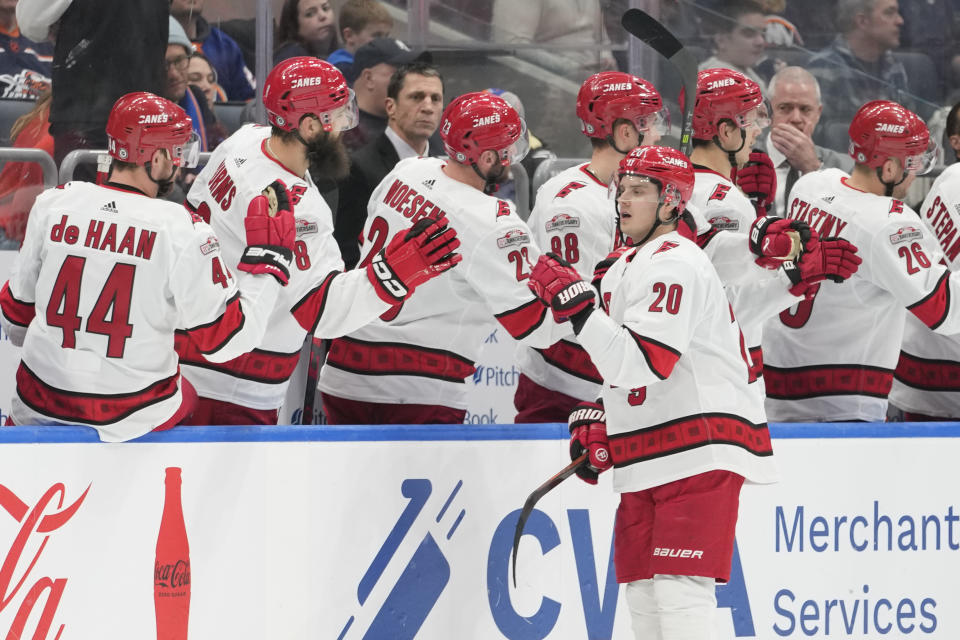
left=0, top=0, right=52, bottom=100
left=274, top=0, right=338, bottom=64
left=759, top=67, right=853, bottom=216
left=172, top=0, right=255, bottom=101
left=808, top=0, right=914, bottom=149
left=0, top=88, right=50, bottom=248
left=327, top=0, right=393, bottom=72
left=188, top=52, right=226, bottom=108
left=699, top=0, right=769, bottom=92
left=165, top=17, right=225, bottom=154
left=334, top=61, right=443, bottom=269
left=340, top=38, right=431, bottom=153
left=16, top=0, right=168, bottom=180
left=491, top=0, right=616, bottom=79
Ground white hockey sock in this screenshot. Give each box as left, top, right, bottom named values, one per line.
left=625, top=579, right=662, bottom=640
left=652, top=574, right=717, bottom=640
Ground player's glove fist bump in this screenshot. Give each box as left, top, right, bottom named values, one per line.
left=529, top=252, right=596, bottom=327
left=239, top=180, right=297, bottom=285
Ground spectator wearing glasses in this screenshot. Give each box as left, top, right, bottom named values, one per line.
left=164, top=18, right=225, bottom=154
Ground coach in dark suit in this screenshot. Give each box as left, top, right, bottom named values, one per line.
left=335, top=61, right=444, bottom=269
left=763, top=66, right=853, bottom=217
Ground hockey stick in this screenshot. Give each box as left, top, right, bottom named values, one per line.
left=621, top=9, right=698, bottom=157
left=511, top=453, right=588, bottom=587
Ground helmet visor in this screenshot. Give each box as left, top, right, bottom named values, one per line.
left=172, top=132, right=201, bottom=169
left=498, top=117, right=530, bottom=165
left=321, top=89, right=359, bottom=133
left=635, top=107, right=671, bottom=137
left=905, top=138, right=940, bottom=175
left=737, top=101, right=771, bottom=132
left=610, top=174, right=663, bottom=204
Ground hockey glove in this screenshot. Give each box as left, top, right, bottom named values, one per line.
left=591, top=246, right=631, bottom=294
left=568, top=400, right=611, bottom=485
left=528, top=252, right=596, bottom=329
left=238, top=180, right=297, bottom=285
left=749, top=215, right=815, bottom=269
left=367, top=214, right=462, bottom=305
left=735, top=150, right=777, bottom=217
left=782, top=236, right=862, bottom=299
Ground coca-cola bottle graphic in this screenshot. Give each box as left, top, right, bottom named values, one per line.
left=154, top=467, right=190, bottom=640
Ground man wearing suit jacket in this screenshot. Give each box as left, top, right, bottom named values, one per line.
left=335, top=61, right=444, bottom=269
left=763, top=66, right=853, bottom=217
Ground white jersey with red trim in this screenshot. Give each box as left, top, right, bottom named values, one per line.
left=890, top=163, right=960, bottom=418
left=763, top=168, right=960, bottom=422
left=516, top=162, right=621, bottom=402
left=581, top=231, right=776, bottom=493
left=0, top=180, right=280, bottom=441
left=688, top=167, right=798, bottom=383
left=317, top=156, right=571, bottom=410
left=182, top=124, right=389, bottom=411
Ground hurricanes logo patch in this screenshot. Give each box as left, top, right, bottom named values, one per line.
left=496, top=229, right=530, bottom=249
left=708, top=184, right=731, bottom=202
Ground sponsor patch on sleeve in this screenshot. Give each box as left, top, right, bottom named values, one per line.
left=497, top=228, right=531, bottom=249
left=545, top=213, right=581, bottom=232
left=296, top=218, right=319, bottom=237
left=708, top=215, right=739, bottom=231
left=889, top=226, right=923, bottom=244
left=199, top=235, right=220, bottom=255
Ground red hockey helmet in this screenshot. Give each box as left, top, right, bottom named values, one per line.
left=848, top=100, right=937, bottom=174
left=106, top=92, right=199, bottom=167
left=576, top=71, right=669, bottom=140
left=615, top=145, right=695, bottom=213
left=440, top=91, right=529, bottom=167
left=262, top=56, right=359, bottom=133
left=692, top=68, right=767, bottom=139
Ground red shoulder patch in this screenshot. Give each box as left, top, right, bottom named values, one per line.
left=556, top=181, right=586, bottom=199
left=889, top=199, right=904, bottom=214
left=708, top=184, right=731, bottom=202
left=653, top=240, right=679, bottom=255
left=496, top=200, right=512, bottom=217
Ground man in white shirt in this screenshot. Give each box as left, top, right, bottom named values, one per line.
left=336, top=61, right=444, bottom=268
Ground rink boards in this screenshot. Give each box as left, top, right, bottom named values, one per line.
left=0, top=423, right=958, bottom=639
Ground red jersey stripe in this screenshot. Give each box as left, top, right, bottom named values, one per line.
left=495, top=298, right=547, bottom=340
left=0, top=281, right=35, bottom=327
left=326, top=336, right=475, bottom=383
left=764, top=363, right=893, bottom=400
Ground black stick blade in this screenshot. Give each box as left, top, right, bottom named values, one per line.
left=511, top=454, right=588, bottom=587
left=621, top=8, right=683, bottom=60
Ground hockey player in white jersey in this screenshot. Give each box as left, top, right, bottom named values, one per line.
left=528, top=146, right=777, bottom=640
left=890, top=163, right=960, bottom=420
left=181, top=57, right=460, bottom=425
left=317, top=92, right=572, bottom=424
left=515, top=71, right=669, bottom=422
left=0, top=92, right=296, bottom=441
left=687, top=68, right=862, bottom=385
left=763, top=100, right=960, bottom=422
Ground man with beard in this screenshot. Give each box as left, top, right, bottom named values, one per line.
left=181, top=57, right=462, bottom=425
left=317, top=92, right=573, bottom=425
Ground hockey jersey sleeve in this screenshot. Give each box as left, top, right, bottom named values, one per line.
left=0, top=196, right=46, bottom=346
left=462, top=216, right=572, bottom=348
left=290, top=266, right=393, bottom=338
left=698, top=229, right=799, bottom=336
left=529, top=193, right=617, bottom=282
left=577, top=251, right=702, bottom=389
left=865, top=214, right=960, bottom=335
left=169, top=219, right=282, bottom=363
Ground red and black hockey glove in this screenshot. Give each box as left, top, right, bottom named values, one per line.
left=591, top=246, right=631, bottom=294
left=782, top=236, right=862, bottom=298
left=568, top=400, right=612, bottom=485
left=736, top=150, right=777, bottom=217
left=528, top=252, right=596, bottom=330
left=366, top=214, right=462, bottom=305
left=749, top=215, right=816, bottom=270
left=238, top=180, right=297, bottom=285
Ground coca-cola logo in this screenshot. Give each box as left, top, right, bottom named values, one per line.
left=0, top=482, right=89, bottom=639
left=154, top=559, right=191, bottom=589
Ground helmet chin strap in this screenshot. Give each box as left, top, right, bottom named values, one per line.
left=145, top=160, right=177, bottom=197
left=876, top=166, right=907, bottom=198
left=606, top=129, right=646, bottom=156
left=634, top=190, right=680, bottom=247
left=712, top=122, right=746, bottom=175
left=471, top=161, right=504, bottom=195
